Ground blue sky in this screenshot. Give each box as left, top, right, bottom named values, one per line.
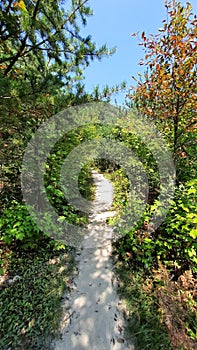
left=82, top=0, right=197, bottom=106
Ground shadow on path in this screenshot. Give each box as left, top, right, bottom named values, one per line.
left=52, top=171, right=134, bottom=350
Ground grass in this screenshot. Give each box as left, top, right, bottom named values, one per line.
left=114, top=259, right=197, bottom=350
left=113, top=258, right=172, bottom=350
left=0, top=240, right=75, bottom=349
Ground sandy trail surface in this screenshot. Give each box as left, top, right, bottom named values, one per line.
left=53, top=171, right=134, bottom=350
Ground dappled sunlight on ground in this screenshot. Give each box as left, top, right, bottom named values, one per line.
left=52, top=172, right=134, bottom=349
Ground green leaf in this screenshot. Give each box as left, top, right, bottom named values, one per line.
left=57, top=216, right=66, bottom=223
left=187, top=247, right=196, bottom=258
left=189, top=229, right=197, bottom=239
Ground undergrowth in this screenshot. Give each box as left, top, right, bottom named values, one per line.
left=0, top=240, right=75, bottom=349
left=108, top=166, right=197, bottom=350
left=114, top=261, right=172, bottom=350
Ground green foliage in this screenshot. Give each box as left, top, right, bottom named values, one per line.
left=107, top=168, right=130, bottom=212
left=0, top=0, right=114, bottom=92
left=44, top=126, right=98, bottom=224
left=176, top=130, right=197, bottom=183
left=0, top=245, right=75, bottom=349
left=0, top=121, right=97, bottom=247
left=0, top=148, right=94, bottom=249
left=114, top=179, right=197, bottom=274
left=158, top=179, right=197, bottom=273
left=0, top=201, right=42, bottom=247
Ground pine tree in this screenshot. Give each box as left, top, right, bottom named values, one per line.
left=0, top=0, right=114, bottom=95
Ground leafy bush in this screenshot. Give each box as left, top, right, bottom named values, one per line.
left=115, top=179, right=197, bottom=275
left=158, top=179, right=197, bottom=274
left=0, top=202, right=41, bottom=248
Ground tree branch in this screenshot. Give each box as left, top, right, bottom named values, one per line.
left=4, top=0, right=41, bottom=75
left=2, top=0, right=89, bottom=74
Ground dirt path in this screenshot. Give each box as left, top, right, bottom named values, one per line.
left=52, top=171, right=134, bottom=350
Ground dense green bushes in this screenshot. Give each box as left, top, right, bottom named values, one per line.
left=0, top=202, right=41, bottom=247
left=114, top=179, right=197, bottom=274
left=159, top=179, right=197, bottom=272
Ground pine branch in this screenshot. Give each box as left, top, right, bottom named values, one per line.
left=4, top=0, right=41, bottom=75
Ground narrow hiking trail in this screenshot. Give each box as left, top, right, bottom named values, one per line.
left=53, top=171, right=134, bottom=350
